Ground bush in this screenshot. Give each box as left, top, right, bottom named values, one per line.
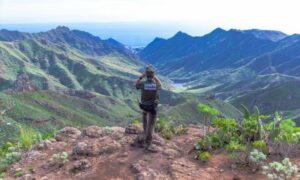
left=0, top=172, right=7, bottom=178
left=131, top=120, right=141, bottom=125
left=252, top=140, right=268, bottom=154
left=197, top=151, right=211, bottom=162
left=52, top=152, right=69, bottom=164
left=262, top=158, right=298, bottom=180
left=0, top=151, right=22, bottom=172
left=249, top=149, right=266, bottom=167
left=155, top=118, right=187, bottom=140
left=226, top=141, right=246, bottom=153
left=155, top=118, right=168, bottom=133
left=226, top=140, right=248, bottom=164
left=162, top=129, right=172, bottom=140
left=18, top=125, right=42, bottom=149
left=13, top=170, right=24, bottom=177
left=174, top=125, right=188, bottom=135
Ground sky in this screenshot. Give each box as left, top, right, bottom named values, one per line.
left=1, top=0, right=300, bottom=45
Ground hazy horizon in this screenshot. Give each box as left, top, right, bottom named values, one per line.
left=0, top=22, right=295, bottom=47
left=1, top=0, right=300, bottom=46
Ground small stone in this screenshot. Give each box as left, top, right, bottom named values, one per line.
left=206, top=167, right=215, bottom=172
left=163, top=148, right=180, bottom=158
left=71, top=159, right=91, bottom=171
left=23, top=174, right=35, bottom=180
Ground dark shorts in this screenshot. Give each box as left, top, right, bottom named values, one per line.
left=139, top=102, right=157, bottom=115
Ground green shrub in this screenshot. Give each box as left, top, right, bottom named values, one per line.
left=18, top=125, right=42, bottom=149
left=293, top=127, right=300, bottom=133
left=252, top=140, right=268, bottom=154
left=212, top=118, right=238, bottom=144
left=0, top=172, right=7, bottom=178
left=131, top=119, right=141, bottom=125
left=249, top=149, right=266, bottom=166
left=226, top=141, right=246, bottom=153
left=155, top=118, right=168, bottom=133
left=162, top=129, right=172, bottom=140
left=52, top=152, right=69, bottom=164
left=262, top=158, right=298, bottom=180
left=155, top=118, right=187, bottom=139
left=13, top=170, right=24, bottom=177
left=0, top=151, right=22, bottom=172
left=197, top=103, right=220, bottom=136
left=277, top=119, right=298, bottom=143
left=174, top=125, right=188, bottom=135
left=194, top=104, right=300, bottom=169
left=197, top=151, right=212, bottom=162
left=195, top=136, right=210, bottom=151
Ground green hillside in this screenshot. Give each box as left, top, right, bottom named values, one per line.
left=0, top=27, right=243, bottom=146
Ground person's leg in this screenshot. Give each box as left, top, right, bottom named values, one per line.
left=142, top=111, right=147, bottom=136
left=145, top=110, right=156, bottom=146
left=142, top=111, right=148, bottom=143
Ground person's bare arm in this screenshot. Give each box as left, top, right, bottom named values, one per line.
left=135, top=73, right=146, bottom=88
left=153, top=75, right=162, bottom=88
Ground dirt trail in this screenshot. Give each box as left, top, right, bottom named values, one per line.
left=5, top=125, right=270, bottom=180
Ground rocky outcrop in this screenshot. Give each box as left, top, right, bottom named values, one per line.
left=63, top=89, right=96, bottom=100
left=83, top=126, right=105, bottom=138
left=55, top=127, right=82, bottom=142
left=6, top=73, right=37, bottom=93
left=5, top=125, right=268, bottom=180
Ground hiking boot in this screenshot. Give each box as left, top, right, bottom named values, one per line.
left=144, top=144, right=159, bottom=153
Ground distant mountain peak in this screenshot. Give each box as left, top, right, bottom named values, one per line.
left=210, top=27, right=226, bottom=34
left=173, top=31, right=192, bottom=39
left=243, top=29, right=288, bottom=41
left=55, top=26, right=71, bottom=32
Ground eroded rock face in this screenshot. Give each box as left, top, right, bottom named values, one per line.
left=55, top=127, right=81, bottom=142
left=7, top=73, right=37, bottom=93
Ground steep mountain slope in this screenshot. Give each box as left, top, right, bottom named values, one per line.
left=139, top=28, right=300, bottom=120
left=0, top=26, right=142, bottom=97
left=244, top=34, right=300, bottom=76
left=140, top=28, right=277, bottom=76
left=0, top=27, right=242, bottom=146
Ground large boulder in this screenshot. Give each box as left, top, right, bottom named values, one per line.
left=55, top=127, right=82, bottom=142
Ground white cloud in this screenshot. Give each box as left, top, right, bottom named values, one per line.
left=0, top=0, right=300, bottom=34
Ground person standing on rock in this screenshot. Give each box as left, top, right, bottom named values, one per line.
left=135, top=66, right=162, bottom=152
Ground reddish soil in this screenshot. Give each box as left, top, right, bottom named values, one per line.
left=5, top=125, right=296, bottom=180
